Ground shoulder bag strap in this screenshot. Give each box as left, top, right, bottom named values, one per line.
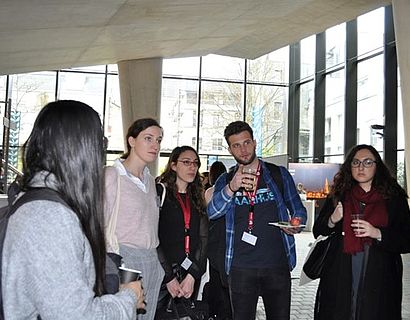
left=264, top=162, right=284, bottom=196
left=156, top=182, right=167, bottom=209
left=106, top=170, right=121, bottom=254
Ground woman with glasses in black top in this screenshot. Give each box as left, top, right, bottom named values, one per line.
left=313, top=144, right=410, bottom=320
left=156, top=146, right=208, bottom=307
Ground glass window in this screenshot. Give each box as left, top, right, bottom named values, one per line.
left=357, top=7, right=384, bottom=58
left=160, top=78, right=199, bottom=153
left=325, top=69, right=345, bottom=156
left=107, top=64, right=118, bottom=74
left=324, top=155, right=345, bottom=164
left=246, top=85, right=288, bottom=156
left=247, top=46, right=289, bottom=84
left=7, top=72, right=57, bottom=169
left=300, top=35, right=316, bottom=80
left=199, top=81, right=244, bottom=154
left=201, top=54, right=245, bottom=81
left=299, top=81, right=315, bottom=158
left=163, top=57, right=200, bottom=78
left=104, top=74, right=124, bottom=152
left=8, top=72, right=56, bottom=143
left=0, top=76, right=6, bottom=102
left=58, top=71, right=105, bottom=116
left=397, top=150, right=405, bottom=189
left=158, top=155, right=173, bottom=177
left=326, top=23, right=346, bottom=69
left=212, top=138, right=223, bottom=151
left=0, top=76, right=6, bottom=144
left=105, top=151, right=122, bottom=167
left=357, top=55, right=384, bottom=148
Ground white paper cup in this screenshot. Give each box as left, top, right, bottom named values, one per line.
left=118, top=266, right=142, bottom=284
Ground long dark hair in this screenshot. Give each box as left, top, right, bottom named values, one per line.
left=22, top=100, right=106, bottom=296
left=331, top=144, right=407, bottom=200
left=159, top=146, right=206, bottom=214
left=121, top=118, right=162, bottom=159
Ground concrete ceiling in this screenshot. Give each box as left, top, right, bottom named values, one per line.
left=0, top=0, right=390, bottom=76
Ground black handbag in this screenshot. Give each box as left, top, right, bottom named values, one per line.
left=155, top=297, right=209, bottom=320
left=302, top=232, right=335, bottom=280
left=105, top=252, right=123, bottom=294
left=156, top=264, right=209, bottom=320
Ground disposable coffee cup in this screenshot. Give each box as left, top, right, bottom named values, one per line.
left=118, top=266, right=142, bottom=284
left=119, top=267, right=146, bottom=314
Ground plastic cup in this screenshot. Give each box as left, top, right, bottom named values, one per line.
left=242, top=168, right=257, bottom=191
left=351, top=213, right=364, bottom=235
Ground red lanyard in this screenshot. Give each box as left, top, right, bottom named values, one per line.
left=176, top=192, right=191, bottom=255
left=244, top=164, right=261, bottom=233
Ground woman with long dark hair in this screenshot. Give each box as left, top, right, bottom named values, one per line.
left=2, top=100, right=144, bottom=319
left=156, top=146, right=208, bottom=304
left=104, top=118, right=164, bottom=320
left=313, top=144, right=410, bottom=320
left=204, top=161, right=232, bottom=320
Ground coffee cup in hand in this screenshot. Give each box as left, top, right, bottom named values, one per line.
left=118, top=266, right=142, bottom=284
left=118, top=267, right=146, bottom=314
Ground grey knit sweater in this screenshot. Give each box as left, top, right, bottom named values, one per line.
left=2, top=174, right=137, bottom=319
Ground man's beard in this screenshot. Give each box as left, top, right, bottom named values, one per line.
left=234, top=150, right=256, bottom=165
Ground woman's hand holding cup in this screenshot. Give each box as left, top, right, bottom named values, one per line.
left=119, top=267, right=146, bottom=313
left=121, top=280, right=145, bottom=309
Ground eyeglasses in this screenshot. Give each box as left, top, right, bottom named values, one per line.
left=178, top=160, right=199, bottom=167
left=351, top=158, right=376, bottom=168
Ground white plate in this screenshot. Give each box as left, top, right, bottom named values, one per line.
left=269, top=222, right=306, bottom=228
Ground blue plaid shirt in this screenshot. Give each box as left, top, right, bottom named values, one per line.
left=207, top=160, right=307, bottom=274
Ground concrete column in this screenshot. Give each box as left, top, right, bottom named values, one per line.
left=117, top=58, right=163, bottom=176
left=392, top=0, right=410, bottom=193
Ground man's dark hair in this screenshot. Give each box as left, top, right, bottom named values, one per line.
left=223, top=121, right=253, bottom=145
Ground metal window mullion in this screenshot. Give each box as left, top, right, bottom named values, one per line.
left=313, top=31, right=326, bottom=163
left=344, top=19, right=358, bottom=153
left=383, top=5, right=398, bottom=176
left=288, top=43, right=301, bottom=162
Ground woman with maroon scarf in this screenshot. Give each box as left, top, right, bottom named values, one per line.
left=313, top=144, right=410, bottom=320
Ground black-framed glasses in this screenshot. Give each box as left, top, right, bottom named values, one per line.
left=178, top=160, right=199, bottom=167
left=351, top=158, right=376, bottom=168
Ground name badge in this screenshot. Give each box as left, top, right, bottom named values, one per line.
left=181, top=257, right=193, bottom=270
left=242, top=231, right=257, bottom=246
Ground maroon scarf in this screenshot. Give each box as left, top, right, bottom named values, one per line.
left=343, top=184, right=388, bottom=254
